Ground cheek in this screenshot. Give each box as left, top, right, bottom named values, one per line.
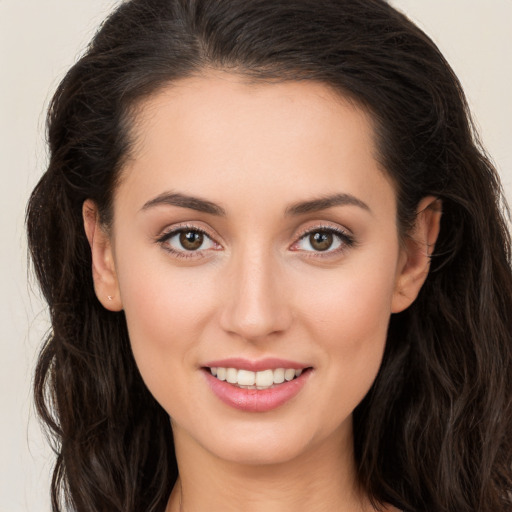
left=301, top=248, right=398, bottom=344
left=114, top=251, right=219, bottom=397
left=297, top=250, right=399, bottom=415
left=306, top=278, right=392, bottom=379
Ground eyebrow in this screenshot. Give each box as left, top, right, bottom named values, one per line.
left=140, top=191, right=371, bottom=216
left=284, top=193, right=371, bottom=216
left=141, top=192, right=226, bottom=216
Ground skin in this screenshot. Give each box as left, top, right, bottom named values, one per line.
left=84, top=73, right=441, bottom=511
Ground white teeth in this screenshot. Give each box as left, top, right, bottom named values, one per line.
left=255, top=369, right=274, bottom=387
left=284, top=368, right=296, bottom=381
left=273, top=368, right=285, bottom=384
left=226, top=367, right=238, bottom=384
left=208, top=366, right=306, bottom=388
left=237, top=369, right=255, bottom=386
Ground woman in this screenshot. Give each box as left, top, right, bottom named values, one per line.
left=26, top=0, right=512, bottom=511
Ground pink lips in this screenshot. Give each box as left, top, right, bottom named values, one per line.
left=204, top=357, right=307, bottom=372
left=202, top=358, right=312, bottom=413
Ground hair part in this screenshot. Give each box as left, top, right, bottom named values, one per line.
left=27, top=1, right=512, bottom=511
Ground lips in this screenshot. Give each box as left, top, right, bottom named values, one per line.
left=202, top=358, right=312, bottom=412
left=205, top=357, right=307, bottom=370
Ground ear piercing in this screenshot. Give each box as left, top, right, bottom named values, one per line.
left=107, top=296, right=113, bottom=301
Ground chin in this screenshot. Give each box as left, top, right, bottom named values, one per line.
left=211, top=438, right=312, bottom=467
left=190, top=415, right=347, bottom=468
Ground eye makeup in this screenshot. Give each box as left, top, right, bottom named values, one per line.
left=155, top=222, right=356, bottom=261
left=289, top=224, right=355, bottom=259
left=156, top=223, right=222, bottom=260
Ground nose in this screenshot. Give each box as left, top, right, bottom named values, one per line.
left=219, top=249, right=292, bottom=342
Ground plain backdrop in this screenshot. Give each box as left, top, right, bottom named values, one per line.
left=1, top=1, right=511, bottom=510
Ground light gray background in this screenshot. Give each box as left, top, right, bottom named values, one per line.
left=1, top=1, right=511, bottom=510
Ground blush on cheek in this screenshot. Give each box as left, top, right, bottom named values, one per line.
left=120, top=270, right=215, bottom=388
left=304, top=275, right=392, bottom=384
left=306, top=273, right=393, bottom=334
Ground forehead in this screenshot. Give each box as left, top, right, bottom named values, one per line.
left=116, top=72, right=395, bottom=220
left=127, top=72, right=376, bottom=156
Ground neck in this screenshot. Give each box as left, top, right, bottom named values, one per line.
left=166, top=419, right=378, bottom=512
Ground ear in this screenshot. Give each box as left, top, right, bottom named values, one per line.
left=82, top=200, right=123, bottom=311
left=391, top=196, right=442, bottom=313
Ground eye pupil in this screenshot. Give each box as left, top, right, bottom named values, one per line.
left=310, top=231, right=333, bottom=251
left=180, top=231, right=203, bottom=250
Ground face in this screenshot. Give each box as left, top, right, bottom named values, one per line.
left=86, top=73, right=435, bottom=466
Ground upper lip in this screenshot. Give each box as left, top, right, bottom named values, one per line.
left=203, top=357, right=310, bottom=372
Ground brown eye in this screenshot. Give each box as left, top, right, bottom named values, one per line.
left=292, top=226, right=353, bottom=255
left=159, top=227, right=217, bottom=256
left=179, top=230, right=204, bottom=251
left=309, top=231, right=334, bottom=251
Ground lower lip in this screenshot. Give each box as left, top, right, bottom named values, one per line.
left=203, top=368, right=312, bottom=412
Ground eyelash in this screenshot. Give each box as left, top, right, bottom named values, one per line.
left=156, top=224, right=220, bottom=260
left=291, top=225, right=355, bottom=258
left=156, top=223, right=355, bottom=260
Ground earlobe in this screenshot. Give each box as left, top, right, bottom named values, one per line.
left=391, top=196, right=442, bottom=313
left=82, top=200, right=123, bottom=311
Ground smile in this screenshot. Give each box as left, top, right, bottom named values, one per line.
left=209, top=367, right=304, bottom=389
left=203, top=364, right=312, bottom=412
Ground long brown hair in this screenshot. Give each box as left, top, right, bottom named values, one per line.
left=27, top=1, right=512, bottom=511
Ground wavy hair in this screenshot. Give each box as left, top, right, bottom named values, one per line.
left=26, top=0, right=512, bottom=511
